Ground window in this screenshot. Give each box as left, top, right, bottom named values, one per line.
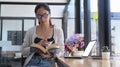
left=8, top=31, right=26, bottom=45
left=0, top=19, right=1, bottom=40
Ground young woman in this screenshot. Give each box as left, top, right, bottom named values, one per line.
left=22, top=3, right=64, bottom=67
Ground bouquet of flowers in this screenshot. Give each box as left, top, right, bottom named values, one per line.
left=65, top=34, right=85, bottom=54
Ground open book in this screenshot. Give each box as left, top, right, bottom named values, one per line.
left=31, top=43, right=59, bottom=53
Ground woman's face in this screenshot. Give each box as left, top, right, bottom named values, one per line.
left=36, top=7, right=50, bottom=25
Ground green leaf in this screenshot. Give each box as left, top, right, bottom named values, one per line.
left=101, top=46, right=110, bottom=52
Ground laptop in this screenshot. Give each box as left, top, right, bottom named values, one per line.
left=64, top=40, right=96, bottom=59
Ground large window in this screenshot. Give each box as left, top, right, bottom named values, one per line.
left=110, top=0, right=120, bottom=55
left=90, top=0, right=98, bottom=41
left=0, top=19, right=1, bottom=40
left=90, top=0, right=99, bottom=56
left=67, top=0, right=75, bottom=38
left=90, top=0, right=120, bottom=56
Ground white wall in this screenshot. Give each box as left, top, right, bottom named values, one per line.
left=1, top=4, right=65, bottom=17
left=0, top=0, right=67, bottom=3
left=1, top=4, right=35, bottom=17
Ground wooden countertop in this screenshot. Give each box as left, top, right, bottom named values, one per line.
left=57, top=57, right=120, bottom=67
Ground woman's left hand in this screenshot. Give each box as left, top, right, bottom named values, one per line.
left=40, top=52, right=53, bottom=58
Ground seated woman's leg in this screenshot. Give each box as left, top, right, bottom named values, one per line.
left=26, top=55, right=55, bottom=67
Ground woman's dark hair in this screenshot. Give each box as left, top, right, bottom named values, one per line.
left=35, top=3, right=51, bottom=14
left=35, top=3, right=53, bottom=26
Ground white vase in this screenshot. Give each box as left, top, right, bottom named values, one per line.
left=74, top=51, right=84, bottom=57
left=102, top=52, right=110, bottom=60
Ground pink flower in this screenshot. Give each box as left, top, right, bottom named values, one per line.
left=77, top=41, right=85, bottom=48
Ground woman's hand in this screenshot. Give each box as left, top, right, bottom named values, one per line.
left=36, top=39, right=53, bottom=58
left=37, top=50, right=53, bottom=58
left=38, top=39, right=49, bottom=47
left=40, top=52, right=53, bottom=58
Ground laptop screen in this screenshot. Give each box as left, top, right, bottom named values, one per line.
left=82, top=40, right=96, bottom=56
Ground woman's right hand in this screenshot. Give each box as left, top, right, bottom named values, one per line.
left=38, top=39, right=49, bottom=47
left=40, top=52, right=53, bottom=58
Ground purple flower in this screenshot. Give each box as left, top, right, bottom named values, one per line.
left=66, top=34, right=80, bottom=46
left=79, top=41, right=85, bottom=48
left=65, top=34, right=85, bottom=51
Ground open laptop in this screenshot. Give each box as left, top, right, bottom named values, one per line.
left=64, top=40, right=96, bottom=59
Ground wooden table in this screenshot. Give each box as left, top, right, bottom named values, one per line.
left=57, top=57, right=120, bottom=67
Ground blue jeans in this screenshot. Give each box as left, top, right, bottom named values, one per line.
left=26, top=55, right=54, bottom=67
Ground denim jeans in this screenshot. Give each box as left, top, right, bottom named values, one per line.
left=26, top=55, right=54, bottom=67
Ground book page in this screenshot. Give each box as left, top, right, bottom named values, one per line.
left=31, top=43, right=59, bottom=53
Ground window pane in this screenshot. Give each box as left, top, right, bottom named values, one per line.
left=0, top=19, right=1, bottom=40
left=24, top=19, right=35, bottom=41
left=2, top=20, right=22, bottom=45
left=67, top=0, right=75, bottom=38
left=111, top=19, right=120, bottom=55
left=90, top=0, right=99, bottom=56
left=110, top=0, right=120, bottom=55
left=68, top=19, right=75, bottom=37
left=51, top=19, right=62, bottom=27
left=24, top=19, right=35, bottom=31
